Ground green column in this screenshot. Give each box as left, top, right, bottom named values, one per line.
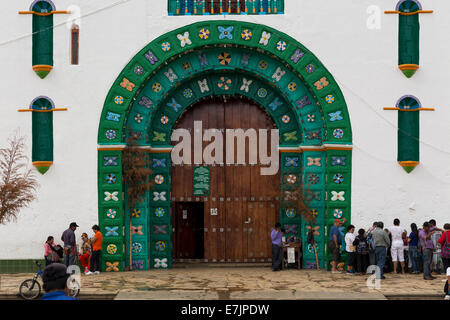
left=398, top=14, right=420, bottom=78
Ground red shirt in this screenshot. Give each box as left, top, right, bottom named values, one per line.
left=438, top=230, right=450, bottom=246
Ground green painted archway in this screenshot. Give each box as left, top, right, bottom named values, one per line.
left=97, top=20, right=353, bottom=272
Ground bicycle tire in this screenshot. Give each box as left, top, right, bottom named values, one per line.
left=19, top=279, right=41, bottom=300
left=67, top=278, right=80, bottom=298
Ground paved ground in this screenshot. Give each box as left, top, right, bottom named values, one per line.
left=1, top=267, right=447, bottom=300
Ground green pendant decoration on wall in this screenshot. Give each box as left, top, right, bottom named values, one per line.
left=18, top=96, right=68, bottom=174
left=383, top=95, right=434, bottom=173
left=193, top=166, right=210, bottom=196
left=19, top=1, right=70, bottom=79
left=97, top=20, right=353, bottom=272
left=385, top=0, right=433, bottom=78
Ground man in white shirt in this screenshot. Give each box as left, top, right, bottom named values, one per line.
left=345, top=225, right=356, bottom=275
left=388, top=218, right=406, bottom=274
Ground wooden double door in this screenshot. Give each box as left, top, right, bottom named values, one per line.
left=171, top=97, right=280, bottom=262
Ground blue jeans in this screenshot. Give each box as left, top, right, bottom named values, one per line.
left=423, top=248, right=433, bottom=278
left=408, top=246, right=419, bottom=273
left=375, top=246, right=387, bottom=278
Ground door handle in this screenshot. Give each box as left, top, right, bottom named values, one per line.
left=244, top=218, right=251, bottom=224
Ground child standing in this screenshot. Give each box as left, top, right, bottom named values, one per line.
left=345, top=225, right=356, bottom=275
left=79, top=233, right=92, bottom=273
left=353, top=229, right=369, bottom=274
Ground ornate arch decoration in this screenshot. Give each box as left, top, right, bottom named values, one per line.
left=97, top=20, right=352, bottom=271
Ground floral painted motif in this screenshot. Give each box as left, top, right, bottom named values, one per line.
left=284, top=225, right=298, bottom=234
left=257, top=88, right=267, bottom=98
left=155, top=241, right=166, bottom=252
left=217, top=77, right=232, bottom=91
left=134, top=114, right=143, bottom=123
left=153, top=191, right=167, bottom=201
left=132, top=208, right=141, bottom=218
left=107, top=244, right=117, bottom=255
left=199, top=28, right=210, bottom=40
left=154, top=258, right=168, bottom=268
left=106, top=130, right=116, bottom=140
left=161, top=42, right=171, bottom=52
left=333, top=129, right=344, bottom=139
left=240, top=78, right=252, bottom=93
left=182, top=62, right=191, bottom=71
left=114, top=96, right=124, bottom=105
left=155, top=207, right=165, bottom=217
left=106, top=174, right=116, bottom=184
left=218, top=52, right=231, bottom=66
left=155, top=175, right=165, bottom=185
left=331, top=156, right=346, bottom=166
left=177, top=32, right=192, bottom=47
left=259, top=31, right=271, bottom=46
left=307, top=157, right=322, bottom=167
left=331, top=191, right=345, bottom=201
left=305, top=131, right=321, bottom=141
left=333, top=209, right=343, bottom=219
left=258, top=60, right=268, bottom=70
left=198, top=52, right=208, bottom=67
left=333, top=173, right=344, bottom=184
left=329, top=111, right=343, bottom=122
left=139, top=96, right=153, bottom=109
left=134, top=66, right=144, bottom=75
left=307, top=174, right=319, bottom=185
left=306, top=64, right=315, bottom=74
left=153, top=158, right=166, bottom=168
left=325, top=95, right=335, bottom=104
left=285, top=208, right=296, bottom=218
left=132, top=260, right=144, bottom=270
left=291, top=49, right=304, bottom=63
left=107, top=209, right=117, bottom=219
left=152, top=132, right=166, bottom=142
left=120, top=78, right=135, bottom=92
left=218, top=26, right=234, bottom=40
left=306, top=114, right=315, bottom=122
left=144, top=50, right=158, bottom=65
left=183, top=88, right=193, bottom=99
left=198, top=79, right=209, bottom=93
left=131, top=225, right=143, bottom=236
left=167, top=98, right=182, bottom=112
left=297, top=96, right=311, bottom=109
left=314, top=77, right=329, bottom=90
left=132, top=242, right=143, bottom=254
left=152, top=83, right=162, bottom=93
left=286, top=174, right=297, bottom=184
left=272, top=67, right=286, bottom=82
left=285, top=157, right=299, bottom=167
left=311, top=209, right=319, bottom=218
left=288, top=82, right=297, bottom=92
left=106, top=262, right=119, bottom=272
left=269, top=97, right=283, bottom=111
left=105, top=226, right=119, bottom=237
left=281, top=115, right=290, bottom=124
left=160, top=115, right=169, bottom=125
left=104, top=156, right=118, bottom=166
left=241, top=29, right=252, bottom=40
left=276, top=40, right=287, bottom=51
left=153, top=225, right=167, bottom=234
left=164, top=68, right=178, bottom=83
left=241, top=53, right=251, bottom=66
left=106, top=112, right=120, bottom=122
left=284, top=131, right=298, bottom=141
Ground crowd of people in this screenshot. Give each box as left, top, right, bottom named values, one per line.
left=329, top=218, right=450, bottom=299
left=44, top=222, right=103, bottom=275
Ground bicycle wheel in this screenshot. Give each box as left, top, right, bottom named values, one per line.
left=19, top=279, right=41, bottom=300
left=67, top=278, right=80, bottom=298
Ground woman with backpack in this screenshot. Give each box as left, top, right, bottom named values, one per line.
left=437, top=223, right=450, bottom=300
left=408, top=223, right=420, bottom=274
left=353, top=228, right=369, bottom=274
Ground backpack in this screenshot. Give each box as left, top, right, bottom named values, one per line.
left=441, top=232, right=450, bottom=259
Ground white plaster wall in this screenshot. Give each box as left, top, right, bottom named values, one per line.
left=0, top=0, right=449, bottom=259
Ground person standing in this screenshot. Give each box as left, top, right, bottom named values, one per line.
left=429, top=219, right=444, bottom=275
left=388, top=219, right=406, bottom=274
left=353, top=229, right=369, bottom=274
left=419, top=222, right=436, bottom=280
left=271, top=223, right=283, bottom=271
left=408, top=223, right=420, bottom=274
left=437, top=223, right=450, bottom=300
left=329, top=219, right=344, bottom=274
left=79, top=233, right=92, bottom=274
left=61, top=222, right=79, bottom=267
left=372, top=221, right=390, bottom=279
left=365, top=222, right=378, bottom=267
left=345, top=225, right=356, bottom=275
left=44, top=236, right=56, bottom=266
left=86, top=225, right=103, bottom=275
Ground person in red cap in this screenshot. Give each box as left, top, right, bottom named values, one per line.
left=329, top=218, right=345, bottom=273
